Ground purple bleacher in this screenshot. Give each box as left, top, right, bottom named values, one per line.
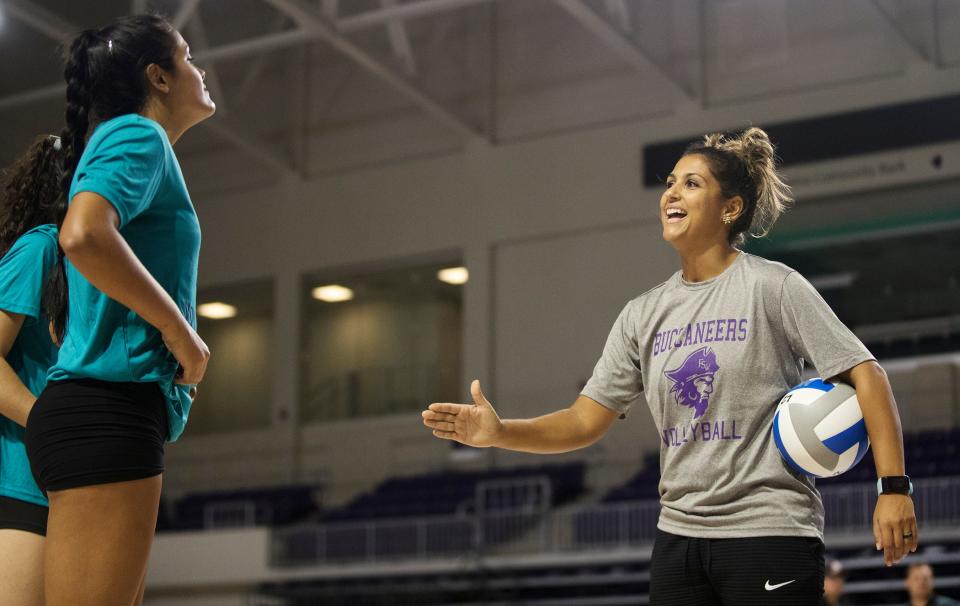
left=169, top=484, right=320, bottom=531
left=865, top=332, right=960, bottom=359
left=574, top=426, right=960, bottom=546
left=600, top=452, right=661, bottom=504
left=155, top=496, right=173, bottom=532
left=322, top=462, right=586, bottom=522
left=820, top=425, right=960, bottom=487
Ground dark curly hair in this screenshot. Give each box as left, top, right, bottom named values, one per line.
left=45, top=14, right=178, bottom=341
left=0, top=135, right=64, bottom=329
left=0, top=135, right=63, bottom=259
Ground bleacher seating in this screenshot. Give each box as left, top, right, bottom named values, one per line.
left=258, top=558, right=653, bottom=605
left=322, top=461, right=586, bottom=522
left=161, top=484, right=321, bottom=531
left=156, top=425, right=956, bottom=537
left=824, top=537, right=960, bottom=605
left=591, top=426, right=960, bottom=504
left=819, top=426, right=960, bottom=487
left=256, top=543, right=960, bottom=605
left=599, top=452, right=661, bottom=503
left=865, top=333, right=960, bottom=359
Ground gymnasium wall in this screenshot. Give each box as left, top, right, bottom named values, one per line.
left=160, top=60, right=960, bottom=505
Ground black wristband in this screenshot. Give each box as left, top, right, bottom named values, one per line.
left=877, top=475, right=913, bottom=495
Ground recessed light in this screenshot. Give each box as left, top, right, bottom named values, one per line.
left=437, top=267, right=468, bottom=285
left=312, top=285, right=354, bottom=302
left=198, top=302, right=237, bottom=319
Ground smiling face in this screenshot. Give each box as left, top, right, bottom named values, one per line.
left=660, top=154, right=741, bottom=250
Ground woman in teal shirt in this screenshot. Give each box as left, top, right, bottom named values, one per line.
left=0, top=134, right=62, bottom=606
left=23, top=15, right=213, bottom=606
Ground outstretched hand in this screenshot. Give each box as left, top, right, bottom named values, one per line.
left=421, top=380, right=503, bottom=447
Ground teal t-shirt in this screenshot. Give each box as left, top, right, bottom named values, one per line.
left=0, top=224, right=58, bottom=506
left=47, top=114, right=200, bottom=441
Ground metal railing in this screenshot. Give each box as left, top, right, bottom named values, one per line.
left=272, top=475, right=960, bottom=567
left=822, top=475, right=960, bottom=532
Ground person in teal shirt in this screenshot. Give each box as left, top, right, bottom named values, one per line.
left=0, top=134, right=63, bottom=606
left=46, top=113, right=199, bottom=441
left=22, top=15, right=214, bottom=606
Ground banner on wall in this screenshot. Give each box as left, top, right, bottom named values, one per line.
left=642, top=94, right=960, bottom=199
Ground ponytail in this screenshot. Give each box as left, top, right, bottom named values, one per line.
left=684, top=127, right=793, bottom=246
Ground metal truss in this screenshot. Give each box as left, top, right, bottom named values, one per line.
left=0, top=0, right=947, bottom=169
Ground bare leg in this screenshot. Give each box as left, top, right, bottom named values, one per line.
left=0, top=529, right=45, bottom=606
left=132, top=568, right=148, bottom=606
left=44, top=475, right=162, bottom=606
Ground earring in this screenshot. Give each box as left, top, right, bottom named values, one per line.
left=722, top=216, right=734, bottom=225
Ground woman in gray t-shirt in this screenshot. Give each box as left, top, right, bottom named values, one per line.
left=422, top=127, right=916, bottom=606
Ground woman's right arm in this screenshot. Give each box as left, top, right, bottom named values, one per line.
left=60, top=192, right=209, bottom=384
left=422, top=379, right=619, bottom=453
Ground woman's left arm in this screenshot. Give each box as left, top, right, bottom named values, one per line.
left=837, top=360, right=917, bottom=567
left=0, top=310, right=36, bottom=426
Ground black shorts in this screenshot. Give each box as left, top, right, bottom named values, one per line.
left=0, top=495, right=48, bottom=536
left=650, top=528, right=825, bottom=606
left=25, top=379, right=168, bottom=493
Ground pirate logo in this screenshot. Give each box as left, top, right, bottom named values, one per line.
left=664, top=346, right=719, bottom=419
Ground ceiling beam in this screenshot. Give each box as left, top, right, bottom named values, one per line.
left=0, top=0, right=493, bottom=111
left=198, top=29, right=315, bottom=63
left=1, top=0, right=291, bottom=176
left=190, top=6, right=295, bottom=175
left=603, top=0, right=632, bottom=34
left=0, top=30, right=314, bottom=109
left=321, top=0, right=338, bottom=19
left=263, top=0, right=483, bottom=141
left=172, top=0, right=203, bottom=30
left=0, top=83, right=65, bottom=112
left=869, top=0, right=929, bottom=63
left=380, top=0, right=418, bottom=77
left=553, top=0, right=695, bottom=101
left=236, top=14, right=292, bottom=105
left=336, top=0, right=488, bottom=32
left=202, top=118, right=296, bottom=177
left=5, top=0, right=77, bottom=42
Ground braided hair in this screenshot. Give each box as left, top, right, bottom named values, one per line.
left=683, top=127, right=793, bottom=247
left=46, top=15, right=177, bottom=341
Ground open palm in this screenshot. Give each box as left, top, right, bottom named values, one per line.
left=421, top=380, right=502, bottom=447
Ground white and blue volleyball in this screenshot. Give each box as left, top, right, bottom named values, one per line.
left=773, top=378, right=870, bottom=478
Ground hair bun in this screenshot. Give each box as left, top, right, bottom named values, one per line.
left=694, top=126, right=793, bottom=243
left=733, top=127, right=774, bottom=170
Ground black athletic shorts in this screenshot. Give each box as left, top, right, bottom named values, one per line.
left=649, top=528, right=825, bottom=606
left=0, top=495, right=48, bottom=536
left=25, top=379, right=168, bottom=493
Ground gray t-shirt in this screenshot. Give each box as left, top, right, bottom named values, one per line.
left=582, top=252, right=874, bottom=540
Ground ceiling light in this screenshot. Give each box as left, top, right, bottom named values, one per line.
left=198, top=302, right=237, bottom=319
left=312, top=285, right=354, bottom=302
left=437, top=267, right=468, bottom=285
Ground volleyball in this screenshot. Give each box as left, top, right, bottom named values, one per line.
left=773, top=378, right=871, bottom=478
